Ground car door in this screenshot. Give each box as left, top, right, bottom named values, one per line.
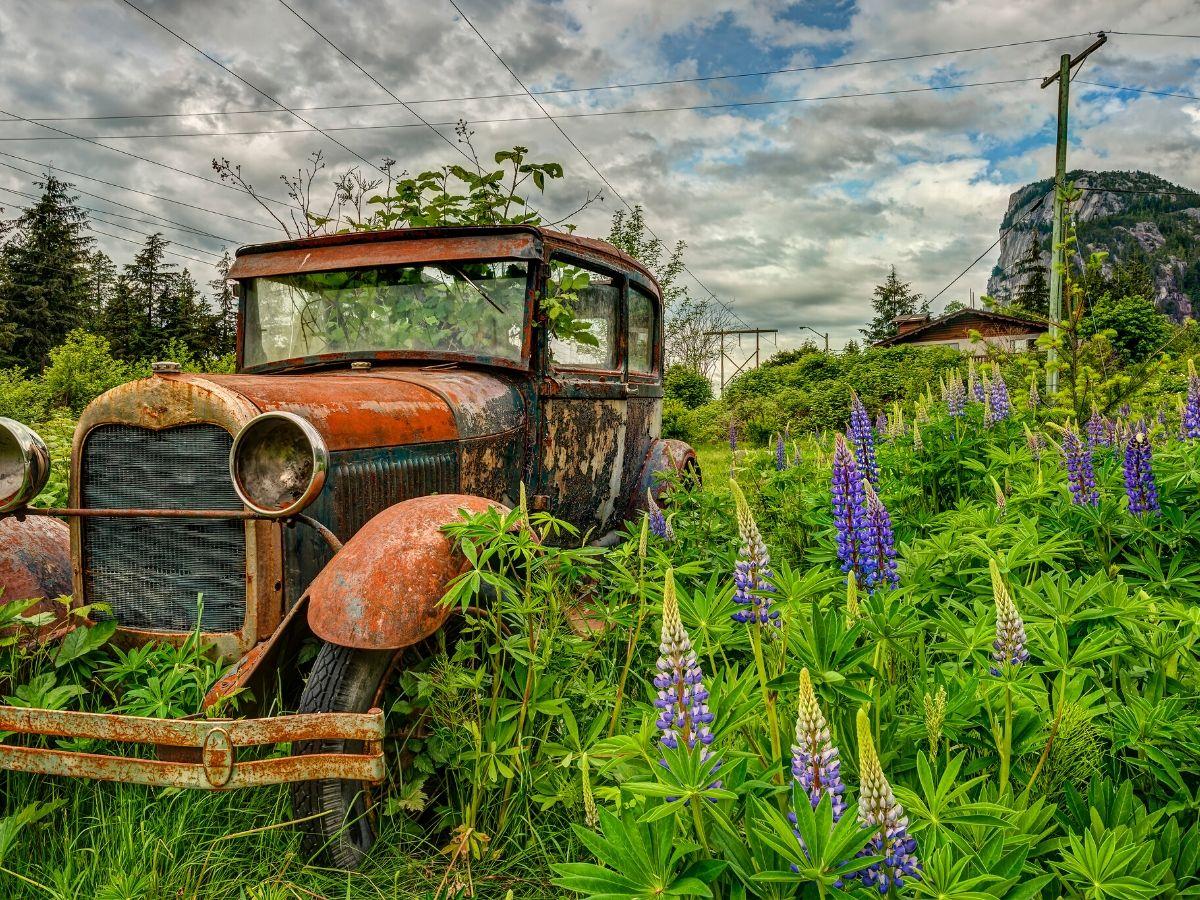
left=535, top=254, right=629, bottom=534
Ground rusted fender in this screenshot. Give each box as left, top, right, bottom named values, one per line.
left=306, top=494, right=506, bottom=650
left=625, top=439, right=699, bottom=519
left=0, top=516, right=74, bottom=641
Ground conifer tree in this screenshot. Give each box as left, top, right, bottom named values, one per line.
left=860, top=267, right=929, bottom=343
left=0, top=175, right=94, bottom=369
left=209, top=250, right=237, bottom=357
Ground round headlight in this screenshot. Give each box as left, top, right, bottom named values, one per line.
left=0, top=418, right=51, bottom=514
left=230, top=412, right=328, bottom=518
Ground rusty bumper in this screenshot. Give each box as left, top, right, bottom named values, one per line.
left=0, top=705, right=385, bottom=789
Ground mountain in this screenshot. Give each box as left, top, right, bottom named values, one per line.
left=986, top=170, right=1200, bottom=321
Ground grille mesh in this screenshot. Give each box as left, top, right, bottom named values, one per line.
left=82, top=424, right=246, bottom=633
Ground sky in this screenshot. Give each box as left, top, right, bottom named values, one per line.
left=0, top=0, right=1198, bottom=351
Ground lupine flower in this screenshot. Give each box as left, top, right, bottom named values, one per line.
left=923, top=687, right=947, bottom=757
left=1028, top=378, right=1041, bottom=409
left=992, top=478, right=1007, bottom=515
left=1123, top=425, right=1159, bottom=515
left=791, top=668, right=846, bottom=818
left=891, top=402, right=906, bottom=438
left=1183, top=359, right=1200, bottom=440
left=832, top=434, right=868, bottom=579
left=1024, top=423, right=1044, bottom=462
left=861, top=481, right=899, bottom=590
left=1158, top=406, right=1169, bottom=429
left=1086, top=408, right=1109, bottom=450
left=989, top=560, right=1029, bottom=675
left=849, top=391, right=879, bottom=485
left=946, top=373, right=966, bottom=418
left=875, top=410, right=888, bottom=438
left=582, top=760, right=599, bottom=828
left=647, top=489, right=674, bottom=541
left=730, top=481, right=778, bottom=626
left=986, top=365, right=1011, bottom=425
left=969, top=359, right=983, bottom=403
left=1119, top=402, right=1132, bottom=419
left=844, top=575, right=861, bottom=625
left=729, top=420, right=739, bottom=453
left=850, top=708, right=920, bottom=892
left=912, top=423, right=923, bottom=453
left=776, top=432, right=787, bottom=471
left=654, top=572, right=716, bottom=754
left=1105, top=416, right=1120, bottom=448
left=1062, top=425, right=1099, bottom=506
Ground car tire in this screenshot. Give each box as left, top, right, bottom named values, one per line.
left=291, top=641, right=393, bottom=870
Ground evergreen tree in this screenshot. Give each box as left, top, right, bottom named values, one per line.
left=161, top=269, right=215, bottom=357
left=0, top=175, right=94, bottom=369
left=101, top=232, right=175, bottom=360
left=209, top=250, right=237, bottom=357
left=860, top=266, right=928, bottom=343
left=1010, top=238, right=1049, bottom=317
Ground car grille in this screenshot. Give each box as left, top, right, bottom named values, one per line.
left=82, top=423, right=246, bottom=633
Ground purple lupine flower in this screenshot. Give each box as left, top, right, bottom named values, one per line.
left=849, top=391, right=879, bottom=485
left=989, top=560, right=1029, bottom=676
left=946, top=374, right=966, bottom=418
left=849, top=709, right=920, bottom=893
left=729, top=421, right=739, bottom=453
left=1123, top=425, right=1159, bottom=515
left=832, top=434, right=868, bottom=579
left=1062, top=425, right=1099, bottom=506
left=1028, top=378, right=1041, bottom=409
left=861, top=481, right=898, bottom=591
left=1119, top=402, right=1132, bottom=419
left=1086, top=408, right=1109, bottom=450
left=1105, top=416, right=1120, bottom=448
left=654, top=573, right=716, bottom=754
left=790, top=669, right=846, bottom=818
left=874, top=410, right=888, bottom=440
left=969, top=360, right=984, bottom=403
left=986, top=366, right=1011, bottom=426
left=647, top=489, right=674, bottom=541
left=730, top=481, right=778, bottom=626
left=1158, top=406, right=1169, bottom=429
left=1183, top=359, right=1200, bottom=440
left=776, top=432, right=787, bottom=471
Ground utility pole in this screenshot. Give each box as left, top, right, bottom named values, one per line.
left=798, top=325, right=830, bottom=352
left=705, top=328, right=779, bottom=394
left=1041, top=32, right=1106, bottom=396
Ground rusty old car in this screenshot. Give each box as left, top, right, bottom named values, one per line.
left=0, top=224, right=698, bottom=867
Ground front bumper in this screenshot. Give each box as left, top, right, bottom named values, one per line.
left=0, top=705, right=385, bottom=789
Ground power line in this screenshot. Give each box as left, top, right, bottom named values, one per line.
left=926, top=193, right=1051, bottom=305
left=0, top=106, right=294, bottom=214
left=1105, top=30, right=1200, bottom=39
left=115, top=0, right=385, bottom=178
left=1074, top=80, right=1200, bottom=102
left=0, top=184, right=224, bottom=257
left=0, top=77, right=1043, bottom=141
left=0, top=163, right=238, bottom=243
left=0, top=31, right=1098, bottom=124
left=275, top=0, right=479, bottom=172
left=0, top=150, right=274, bottom=233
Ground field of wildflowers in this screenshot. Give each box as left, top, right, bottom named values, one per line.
left=0, top=360, right=1198, bottom=898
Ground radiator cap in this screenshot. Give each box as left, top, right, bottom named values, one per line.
left=152, top=360, right=182, bottom=374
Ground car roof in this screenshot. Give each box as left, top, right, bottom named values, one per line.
left=231, top=225, right=661, bottom=298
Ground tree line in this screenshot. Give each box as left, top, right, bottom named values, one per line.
left=0, top=175, right=236, bottom=373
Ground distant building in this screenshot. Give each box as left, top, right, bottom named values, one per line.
left=872, top=308, right=1047, bottom=357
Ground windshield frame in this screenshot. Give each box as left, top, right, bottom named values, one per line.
left=236, top=256, right=536, bottom=375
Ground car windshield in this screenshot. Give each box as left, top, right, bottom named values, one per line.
left=242, top=261, right=529, bottom=368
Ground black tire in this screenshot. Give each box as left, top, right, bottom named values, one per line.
left=291, top=642, right=393, bottom=870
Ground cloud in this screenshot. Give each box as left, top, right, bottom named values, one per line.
left=0, top=0, right=1197, bottom=351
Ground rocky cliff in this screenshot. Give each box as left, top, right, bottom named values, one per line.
left=986, top=170, right=1200, bottom=321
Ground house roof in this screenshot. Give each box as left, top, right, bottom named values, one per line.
left=873, top=307, right=1047, bottom=347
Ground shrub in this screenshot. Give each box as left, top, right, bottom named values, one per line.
left=0, top=367, right=49, bottom=422
left=42, top=330, right=142, bottom=415
left=664, top=365, right=714, bottom=409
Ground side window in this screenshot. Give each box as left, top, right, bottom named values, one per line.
left=627, top=285, right=656, bottom=375
left=547, top=261, right=619, bottom=370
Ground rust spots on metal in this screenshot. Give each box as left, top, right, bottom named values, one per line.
left=362, top=369, right=525, bottom=438
left=0, top=515, right=75, bottom=643
left=539, top=398, right=626, bottom=532
left=306, top=494, right=504, bottom=650
left=0, top=706, right=385, bottom=789
left=205, top=373, right=458, bottom=450
left=625, top=438, right=698, bottom=520
left=202, top=596, right=309, bottom=711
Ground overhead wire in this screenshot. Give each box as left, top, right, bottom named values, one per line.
left=0, top=30, right=1099, bottom=123
left=115, top=0, right=386, bottom=177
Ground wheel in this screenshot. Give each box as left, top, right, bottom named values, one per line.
left=291, top=642, right=393, bottom=869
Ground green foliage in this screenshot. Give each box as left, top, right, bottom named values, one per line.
left=664, top=365, right=713, bottom=409
left=861, top=266, right=930, bottom=344
left=41, top=330, right=140, bottom=416
left=1081, top=290, right=1172, bottom=366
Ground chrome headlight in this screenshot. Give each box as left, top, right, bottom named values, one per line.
left=0, top=418, right=51, bottom=513
left=230, top=412, right=328, bottom=518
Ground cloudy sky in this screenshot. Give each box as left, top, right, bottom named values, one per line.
left=1, top=0, right=1198, bottom=349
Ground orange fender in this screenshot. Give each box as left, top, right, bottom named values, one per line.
left=0, top=516, right=74, bottom=643
left=306, top=494, right=505, bottom=650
